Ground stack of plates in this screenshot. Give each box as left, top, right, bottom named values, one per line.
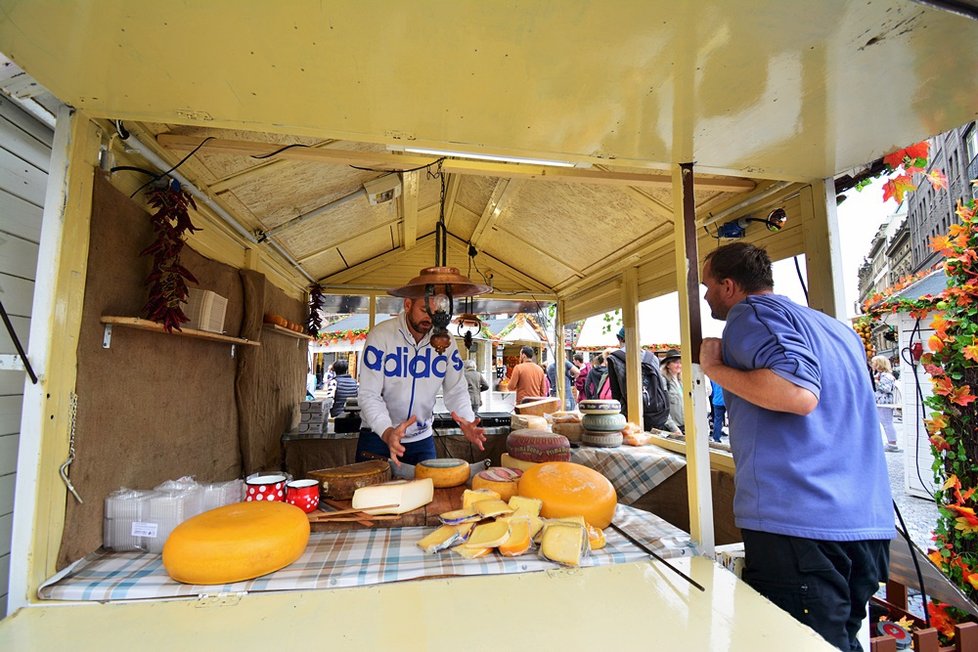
left=579, top=400, right=625, bottom=447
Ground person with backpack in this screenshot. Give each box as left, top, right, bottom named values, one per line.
left=582, top=352, right=610, bottom=400
left=605, top=328, right=680, bottom=435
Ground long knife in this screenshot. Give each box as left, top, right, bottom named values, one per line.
left=609, top=522, right=705, bottom=592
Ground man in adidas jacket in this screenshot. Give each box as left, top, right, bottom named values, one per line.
left=356, top=298, right=486, bottom=465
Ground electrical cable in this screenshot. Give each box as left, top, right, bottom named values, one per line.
left=0, top=298, right=38, bottom=384
left=108, top=165, right=157, bottom=177
left=793, top=256, right=809, bottom=305
left=901, top=318, right=937, bottom=498
left=350, top=157, right=446, bottom=174
left=893, top=498, right=931, bottom=628
left=249, top=143, right=313, bottom=160
left=128, top=136, right=216, bottom=198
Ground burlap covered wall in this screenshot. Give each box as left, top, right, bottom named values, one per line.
left=58, top=174, right=305, bottom=567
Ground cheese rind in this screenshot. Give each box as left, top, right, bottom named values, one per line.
left=498, top=518, right=531, bottom=557
left=517, top=462, right=617, bottom=528
left=351, top=478, right=434, bottom=515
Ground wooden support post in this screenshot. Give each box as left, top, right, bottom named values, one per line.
left=870, top=636, right=898, bottom=652
left=799, top=180, right=846, bottom=318
left=368, top=294, right=377, bottom=329
left=956, top=622, right=978, bottom=651
left=913, top=628, right=940, bottom=652
left=621, top=267, right=641, bottom=426
left=672, top=162, right=714, bottom=555
left=886, top=579, right=908, bottom=612
left=554, top=300, right=566, bottom=409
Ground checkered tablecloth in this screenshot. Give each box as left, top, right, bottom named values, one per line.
left=39, top=505, right=692, bottom=602
left=571, top=444, right=687, bottom=504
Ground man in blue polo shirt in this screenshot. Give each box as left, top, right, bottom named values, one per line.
left=699, top=243, right=893, bottom=651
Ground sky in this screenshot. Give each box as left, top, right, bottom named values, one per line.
left=579, top=178, right=896, bottom=348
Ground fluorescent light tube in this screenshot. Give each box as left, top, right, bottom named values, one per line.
left=403, top=147, right=576, bottom=168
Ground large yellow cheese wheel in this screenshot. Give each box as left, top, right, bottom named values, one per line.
left=162, top=501, right=310, bottom=584
left=517, top=462, right=617, bottom=528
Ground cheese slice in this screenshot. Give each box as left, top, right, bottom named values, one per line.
left=463, top=519, right=510, bottom=549
left=351, top=478, right=434, bottom=515
left=462, top=488, right=501, bottom=511
left=438, top=508, right=482, bottom=525
left=498, top=517, right=531, bottom=557
left=474, top=499, right=514, bottom=518
left=540, top=523, right=587, bottom=567
left=508, top=495, right=542, bottom=518
left=454, top=546, right=491, bottom=560
left=455, top=521, right=476, bottom=543
left=417, top=525, right=460, bottom=554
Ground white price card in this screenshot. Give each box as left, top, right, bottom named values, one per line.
left=131, top=522, right=159, bottom=538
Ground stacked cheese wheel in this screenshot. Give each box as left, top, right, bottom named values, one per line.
left=579, top=399, right=626, bottom=447
left=505, top=429, right=571, bottom=465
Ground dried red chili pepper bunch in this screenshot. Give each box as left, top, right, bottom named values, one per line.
left=140, top=181, right=201, bottom=332
left=307, top=284, right=324, bottom=337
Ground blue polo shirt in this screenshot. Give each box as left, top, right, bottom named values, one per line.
left=723, top=294, right=894, bottom=541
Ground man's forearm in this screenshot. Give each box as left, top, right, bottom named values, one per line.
left=705, top=364, right=817, bottom=415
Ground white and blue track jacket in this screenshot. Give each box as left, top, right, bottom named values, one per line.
left=358, top=311, right=474, bottom=443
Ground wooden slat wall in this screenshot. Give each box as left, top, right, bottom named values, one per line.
left=0, top=94, right=52, bottom=617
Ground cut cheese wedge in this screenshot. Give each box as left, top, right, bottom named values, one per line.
left=438, top=508, right=482, bottom=525
left=351, top=478, right=433, bottom=515
left=472, top=467, right=522, bottom=501
left=417, top=525, right=460, bottom=554
left=463, top=519, right=510, bottom=549
left=508, top=495, right=543, bottom=518
left=474, top=499, right=514, bottom=518
left=498, top=518, right=531, bottom=557
left=540, top=523, right=588, bottom=567
left=462, top=488, right=500, bottom=511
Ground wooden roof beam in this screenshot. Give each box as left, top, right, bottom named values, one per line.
left=400, top=170, right=419, bottom=250
left=157, top=134, right=756, bottom=192
left=469, top=178, right=522, bottom=248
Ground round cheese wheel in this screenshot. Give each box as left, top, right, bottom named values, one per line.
left=580, top=412, right=627, bottom=432
left=415, top=458, right=470, bottom=488
left=500, top=452, right=538, bottom=472
left=162, top=501, right=310, bottom=585
left=517, top=462, right=617, bottom=528
left=472, top=467, right=523, bottom=501
left=578, top=399, right=621, bottom=414
left=308, top=459, right=391, bottom=499
left=506, top=429, right=571, bottom=463
left=581, top=431, right=623, bottom=448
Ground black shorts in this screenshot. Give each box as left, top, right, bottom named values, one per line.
left=741, top=529, right=890, bottom=651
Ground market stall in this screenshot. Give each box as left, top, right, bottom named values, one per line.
left=3, top=2, right=978, bottom=649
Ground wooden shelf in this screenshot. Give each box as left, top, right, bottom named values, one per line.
left=262, top=323, right=313, bottom=341
left=100, top=316, right=260, bottom=347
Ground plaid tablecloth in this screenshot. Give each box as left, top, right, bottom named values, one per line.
left=39, top=505, right=691, bottom=602
left=571, top=445, right=687, bottom=504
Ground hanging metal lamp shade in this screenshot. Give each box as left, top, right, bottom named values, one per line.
left=388, top=266, right=490, bottom=298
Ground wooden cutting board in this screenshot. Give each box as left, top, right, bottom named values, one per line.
left=309, top=486, right=465, bottom=531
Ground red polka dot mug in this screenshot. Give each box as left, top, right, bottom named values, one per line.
left=244, top=474, right=287, bottom=502
left=285, top=479, right=320, bottom=513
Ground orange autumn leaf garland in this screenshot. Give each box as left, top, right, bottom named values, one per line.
left=862, top=140, right=978, bottom=642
